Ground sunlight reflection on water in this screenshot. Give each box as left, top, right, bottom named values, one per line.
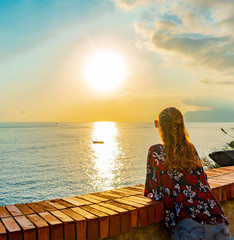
left=90, top=122, right=123, bottom=190
left=1, top=122, right=233, bottom=205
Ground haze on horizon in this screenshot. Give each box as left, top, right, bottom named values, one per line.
left=0, top=0, right=234, bottom=122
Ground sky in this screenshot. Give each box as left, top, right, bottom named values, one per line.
left=0, top=0, right=234, bottom=122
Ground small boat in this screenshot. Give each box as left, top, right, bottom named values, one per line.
left=92, top=141, right=104, bottom=144
left=209, top=150, right=234, bottom=167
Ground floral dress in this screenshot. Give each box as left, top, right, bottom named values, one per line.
left=144, top=144, right=228, bottom=228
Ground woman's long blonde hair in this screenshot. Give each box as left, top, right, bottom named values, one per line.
left=158, top=107, right=202, bottom=172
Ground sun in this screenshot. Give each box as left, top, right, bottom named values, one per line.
left=83, top=50, right=127, bottom=91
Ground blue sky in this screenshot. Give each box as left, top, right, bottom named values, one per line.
left=0, top=1, right=105, bottom=61
left=0, top=0, right=233, bottom=121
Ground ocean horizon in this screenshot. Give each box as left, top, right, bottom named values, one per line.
left=1, top=121, right=234, bottom=206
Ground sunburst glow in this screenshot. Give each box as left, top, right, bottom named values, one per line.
left=83, top=50, right=127, bottom=91
left=90, top=122, right=122, bottom=190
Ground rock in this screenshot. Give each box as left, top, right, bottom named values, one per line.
left=209, top=151, right=234, bottom=167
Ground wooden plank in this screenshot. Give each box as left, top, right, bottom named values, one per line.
left=91, top=193, right=113, bottom=200
left=154, top=201, right=164, bottom=223
left=125, top=186, right=144, bottom=193
left=137, top=205, right=148, bottom=227
left=210, top=168, right=234, bottom=174
left=231, top=183, right=234, bottom=199
left=0, top=221, right=7, bottom=240
left=107, top=200, right=138, bottom=228
left=114, top=198, right=144, bottom=209
left=98, top=202, right=128, bottom=213
left=77, top=195, right=101, bottom=204
left=81, top=205, right=109, bottom=239
left=0, top=207, right=10, bottom=218
left=61, top=208, right=87, bottom=240
left=45, top=200, right=67, bottom=210
left=145, top=201, right=164, bottom=224
left=213, top=174, right=234, bottom=182
left=50, top=210, right=76, bottom=240
left=62, top=197, right=92, bottom=207
left=71, top=207, right=96, bottom=220
left=126, top=196, right=153, bottom=204
left=208, top=182, right=221, bottom=188
left=131, top=186, right=145, bottom=190
left=75, top=198, right=93, bottom=205
left=222, top=185, right=227, bottom=201
left=15, top=204, right=34, bottom=215
left=115, top=195, right=163, bottom=224
left=209, top=178, right=234, bottom=185
left=145, top=202, right=157, bottom=225
left=108, top=190, right=127, bottom=197
left=222, top=166, right=234, bottom=171
left=103, top=191, right=125, bottom=198
left=92, top=192, right=122, bottom=200
left=212, top=187, right=222, bottom=202
left=121, top=196, right=151, bottom=205
left=26, top=203, right=46, bottom=213
left=53, top=199, right=75, bottom=208
left=114, top=198, right=147, bottom=228
left=39, top=212, right=63, bottom=240
left=134, top=194, right=153, bottom=200
left=226, top=184, right=232, bottom=200
left=206, top=171, right=221, bottom=177
left=14, top=215, right=36, bottom=240
left=83, top=194, right=109, bottom=202
left=89, top=204, right=120, bottom=237
left=72, top=207, right=99, bottom=240
left=5, top=205, right=23, bottom=217
left=206, top=172, right=220, bottom=178
left=27, top=214, right=50, bottom=240
left=134, top=184, right=145, bottom=189
left=1, top=217, right=22, bottom=240
left=36, top=201, right=57, bottom=211
left=212, top=187, right=219, bottom=201
left=115, top=188, right=141, bottom=195
left=98, top=202, right=131, bottom=234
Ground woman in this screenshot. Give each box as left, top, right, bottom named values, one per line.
left=144, top=107, right=231, bottom=240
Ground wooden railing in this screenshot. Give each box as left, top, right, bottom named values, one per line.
left=0, top=166, right=234, bottom=240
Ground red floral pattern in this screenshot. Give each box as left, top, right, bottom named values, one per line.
left=161, top=174, right=173, bottom=189
left=176, top=193, right=186, bottom=205
left=185, top=174, right=198, bottom=185
left=144, top=144, right=228, bottom=228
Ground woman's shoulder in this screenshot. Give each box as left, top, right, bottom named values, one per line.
left=148, top=144, right=166, bottom=165
left=149, top=144, right=165, bottom=153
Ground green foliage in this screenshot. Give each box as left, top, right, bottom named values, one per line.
left=221, top=128, right=228, bottom=134
left=221, top=128, right=234, bottom=150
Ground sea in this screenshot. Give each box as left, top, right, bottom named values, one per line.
left=0, top=122, right=234, bottom=206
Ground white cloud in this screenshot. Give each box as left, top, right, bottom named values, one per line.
left=113, top=0, right=163, bottom=10
left=183, top=96, right=234, bottom=110
left=129, top=1, right=234, bottom=77
left=134, top=22, right=153, bottom=38
left=150, top=26, right=234, bottom=72
left=199, top=79, right=234, bottom=85
left=113, top=0, right=234, bottom=85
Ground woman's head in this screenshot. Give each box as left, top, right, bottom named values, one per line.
left=157, top=107, right=202, bottom=171
left=158, top=107, right=186, bottom=146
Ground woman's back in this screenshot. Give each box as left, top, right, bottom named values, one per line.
left=144, top=144, right=228, bottom=228
left=144, top=107, right=231, bottom=239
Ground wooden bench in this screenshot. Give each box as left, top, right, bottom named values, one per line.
left=0, top=166, right=233, bottom=240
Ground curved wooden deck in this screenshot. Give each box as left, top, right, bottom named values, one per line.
left=0, top=166, right=234, bottom=240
